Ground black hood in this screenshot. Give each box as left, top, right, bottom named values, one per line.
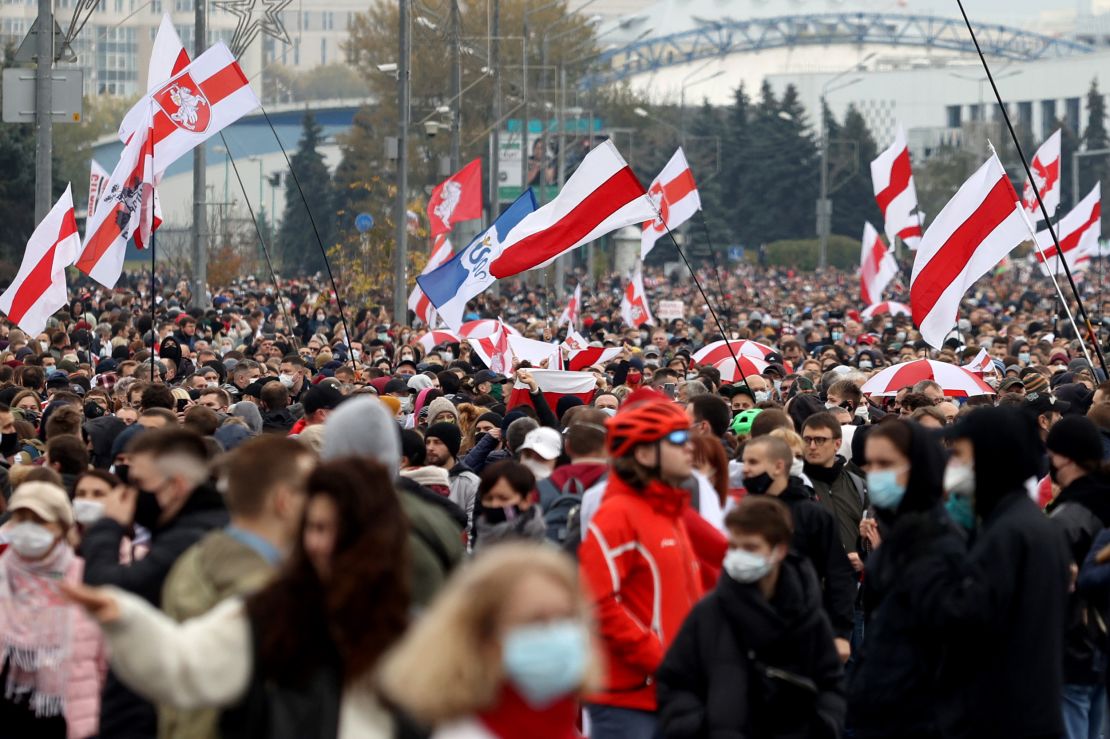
left=897, top=421, right=947, bottom=516
left=716, top=552, right=823, bottom=650
left=85, top=416, right=127, bottom=470
left=947, top=406, right=1043, bottom=519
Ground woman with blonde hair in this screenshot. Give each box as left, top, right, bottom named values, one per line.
left=380, top=542, right=601, bottom=738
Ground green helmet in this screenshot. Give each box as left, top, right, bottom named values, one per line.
left=730, top=408, right=763, bottom=436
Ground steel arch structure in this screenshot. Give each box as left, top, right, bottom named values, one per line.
left=580, top=13, right=1095, bottom=88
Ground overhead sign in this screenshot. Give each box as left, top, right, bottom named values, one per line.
left=2, top=68, right=83, bottom=124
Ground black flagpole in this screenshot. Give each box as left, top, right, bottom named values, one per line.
left=150, top=230, right=156, bottom=382
left=258, top=105, right=357, bottom=376
left=219, top=131, right=299, bottom=351
left=954, top=0, right=1108, bottom=375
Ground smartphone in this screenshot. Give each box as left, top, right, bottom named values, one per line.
left=176, top=398, right=189, bottom=412
left=663, top=382, right=676, bottom=399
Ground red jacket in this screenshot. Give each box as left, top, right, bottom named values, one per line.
left=579, top=473, right=705, bottom=711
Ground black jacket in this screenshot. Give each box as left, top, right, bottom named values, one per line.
left=847, top=505, right=967, bottom=739
left=1047, top=473, right=1110, bottom=684
left=261, top=408, right=297, bottom=433
left=81, top=485, right=228, bottom=739
left=940, top=491, right=1071, bottom=739
left=771, top=478, right=856, bottom=638
left=656, top=553, right=845, bottom=739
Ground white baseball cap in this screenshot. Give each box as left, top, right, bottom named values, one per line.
left=518, top=427, right=562, bottom=461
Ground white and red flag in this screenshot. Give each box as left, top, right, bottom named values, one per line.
left=427, top=159, right=482, bottom=237
left=621, top=265, right=655, bottom=328
left=1022, top=129, right=1061, bottom=218
left=560, top=330, right=588, bottom=352
left=489, top=140, right=655, bottom=278
left=567, top=346, right=622, bottom=372
left=408, top=235, right=453, bottom=326
left=468, top=319, right=513, bottom=375
left=1032, top=182, right=1100, bottom=276
left=641, top=147, right=700, bottom=259
left=506, top=369, right=597, bottom=411
left=417, top=329, right=462, bottom=353
left=871, top=125, right=923, bottom=249
left=0, top=185, right=81, bottom=337
left=911, top=154, right=1027, bottom=348
left=87, top=160, right=109, bottom=217
left=860, top=221, right=899, bottom=305
left=963, top=347, right=998, bottom=374
left=557, top=283, right=581, bottom=327
left=78, top=44, right=258, bottom=287
left=118, top=13, right=191, bottom=143
left=77, top=107, right=157, bottom=287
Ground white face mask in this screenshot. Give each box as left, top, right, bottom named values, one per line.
left=73, top=498, right=106, bottom=526
left=753, top=390, right=771, bottom=403
left=7, top=521, right=57, bottom=560
left=521, top=458, right=553, bottom=481
left=278, top=374, right=296, bottom=389
left=723, top=548, right=774, bottom=584
left=790, top=458, right=804, bottom=478
left=944, top=462, right=975, bottom=496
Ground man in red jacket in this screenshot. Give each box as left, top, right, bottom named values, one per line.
left=579, top=388, right=706, bottom=739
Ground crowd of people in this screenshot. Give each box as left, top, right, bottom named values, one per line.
left=0, top=257, right=1107, bottom=738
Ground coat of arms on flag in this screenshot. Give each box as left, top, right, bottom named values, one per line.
left=154, top=76, right=211, bottom=133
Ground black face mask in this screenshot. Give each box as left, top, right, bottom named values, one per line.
left=0, top=432, right=19, bottom=457
left=133, top=489, right=163, bottom=531
left=743, top=471, right=774, bottom=496
left=473, top=431, right=488, bottom=447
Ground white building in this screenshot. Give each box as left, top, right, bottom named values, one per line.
left=0, top=0, right=365, bottom=97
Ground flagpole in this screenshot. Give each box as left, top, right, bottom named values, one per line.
left=150, top=231, right=157, bottom=382
left=1016, top=201, right=1096, bottom=369
left=696, top=212, right=730, bottom=311
left=955, top=0, right=1107, bottom=375
left=219, top=131, right=299, bottom=351
left=258, top=105, right=356, bottom=376
left=659, top=220, right=753, bottom=395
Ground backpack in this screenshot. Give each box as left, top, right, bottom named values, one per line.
left=537, top=476, right=586, bottom=546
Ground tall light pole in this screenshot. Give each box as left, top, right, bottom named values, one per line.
left=192, top=0, right=208, bottom=308
left=817, top=70, right=873, bottom=268
left=394, top=0, right=411, bottom=324
left=33, top=0, right=52, bottom=222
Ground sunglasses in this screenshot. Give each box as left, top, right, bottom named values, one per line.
left=663, top=429, right=690, bottom=446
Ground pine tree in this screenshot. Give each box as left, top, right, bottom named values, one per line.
left=1057, top=119, right=1081, bottom=211
left=830, top=105, right=883, bottom=238
left=277, top=112, right=336, bottom=275
left=1081, top=79, right=1109, bottom=224
left=742, top=83, right=818, bottom=245
left=684, top=98, right=729, bottom=262
left=719, top=84, right=754, bottom=249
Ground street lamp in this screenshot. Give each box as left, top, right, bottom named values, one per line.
left=947, top=68, right=1021, bottom=120
left=817, top=52, right=876, bottom=268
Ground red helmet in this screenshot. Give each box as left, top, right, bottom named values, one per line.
left=606, top=388, right=690, bottom=458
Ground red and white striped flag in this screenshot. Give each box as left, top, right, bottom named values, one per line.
left=557, top=283, right=581, bottom=327
left=641, top=147, right=700, bottom=259
left=621, top=265, right=654, bottom=328
left=1032, top=183, right=1099, bottom=276
left=0, top=185, right=82, bottom=337
left=489, top=140, right=654, bottom=278
left=1022, top=129, right=1061, bottom=218
left=567, top=346, right=622, bottom=372
left=506, top=369, right=597, bottom=411
left=87, top=159, right=109, bottom=218
left=911, top=154, right=1027, bottom=348
left=561, top=329, right=588, bottom=352
left=118, top=13, right=191, bottom=143
left=871, top=125, right=923, bottom=249
left=860, top=221, right=898, bottom=305
left=408, top=235, right=453, bottom=326
left=417, top=329, right=462, bottom=353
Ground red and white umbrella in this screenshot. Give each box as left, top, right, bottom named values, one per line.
left=861, top=301, right=911, bottom=319
left=860, top=359, right=995, bottom=398
left=693, top=339, right=775, bottom=366
left=418, top=330, right=462, bottom=352
left=714, top=355, right=771, bottom=384
left=458, top=319, right=522, bottom=339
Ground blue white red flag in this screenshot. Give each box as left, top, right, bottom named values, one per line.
left=417, top=190, right=537, bottom=331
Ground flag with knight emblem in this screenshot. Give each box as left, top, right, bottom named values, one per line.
left=427, top=159, right=482, bottom=237
left=620, top=265, right=654, bottom=328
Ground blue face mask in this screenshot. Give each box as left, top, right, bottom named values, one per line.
left=867, top=468, right=907, bottom=510
left=502, top=620, right=588, bottom=708
left=945, top=492, right=975, bottom=531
